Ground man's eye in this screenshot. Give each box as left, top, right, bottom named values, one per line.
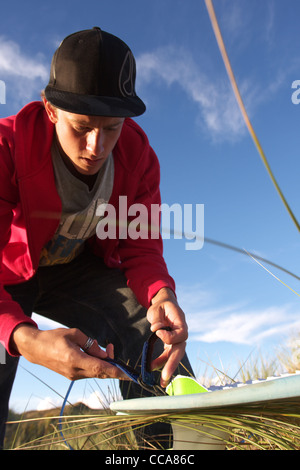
left=104, top=125, right=121, bottom=132
left=74, top=126, right=89, bottom=133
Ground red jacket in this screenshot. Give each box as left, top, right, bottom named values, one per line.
left=0, top=101, right=175, bottom=355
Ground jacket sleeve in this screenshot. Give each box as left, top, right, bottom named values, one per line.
left=116, top=139, right=176, bottom=307
left=0, top=120, right=37, bottom=356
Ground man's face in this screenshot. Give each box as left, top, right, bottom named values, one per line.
left=45, top=100, right=124, bottom=175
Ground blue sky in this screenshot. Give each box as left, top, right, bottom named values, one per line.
left=1, top=0, right=300, bottom=412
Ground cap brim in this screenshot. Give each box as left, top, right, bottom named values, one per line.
left=44, top=86, right=146, bottom=117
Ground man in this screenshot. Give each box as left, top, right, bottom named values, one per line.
left=0, top=27, right=192, bottom=448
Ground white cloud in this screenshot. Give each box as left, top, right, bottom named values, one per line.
left=80, top=390, right=116, bottom=409
left=0, top=37, right=48, bottom=79
left=0, top=37, right=48, bottom=110
left=136, top=45, right=246, bottom=141
left=186, top=303, right=300, bottom=346
left=35, top=389, right=119, bottom=413
left=81, top=390, right=104, bottom=409
left=37, top=396, right=62, bottom=411
left=176, top=283, right=300, bottom=346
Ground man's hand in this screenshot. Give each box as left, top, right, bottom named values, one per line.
left=147, top=287, right=188, bottom=388
left=10, top=324, right=128, bottom=381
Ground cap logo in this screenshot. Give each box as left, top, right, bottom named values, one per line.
left=119, top=50, right=135, bottom=97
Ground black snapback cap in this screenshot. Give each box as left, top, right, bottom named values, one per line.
left=44, top=27, right=146, bottom=117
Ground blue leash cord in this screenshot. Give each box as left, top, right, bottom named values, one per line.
left=59, top=380, right=75, bottom=450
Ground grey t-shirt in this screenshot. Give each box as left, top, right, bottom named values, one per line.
left=39, top=141, right=114, bottom=266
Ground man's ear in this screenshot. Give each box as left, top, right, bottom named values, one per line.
left=43, top=98, right=58, bottom=124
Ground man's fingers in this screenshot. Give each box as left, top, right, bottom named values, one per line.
left=151, top=342, right=186, bottom=388
left=161, top=344, right=186, bottom=387
left=81, top=337, right=110, bottom=359
left=154, top=326, right=187, bottom=345
left=74, top=351, right=129, bottom=381
left=62, top=330, right=127, bottom=381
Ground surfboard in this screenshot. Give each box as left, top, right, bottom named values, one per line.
left=110, top=371, right=300, bottom=414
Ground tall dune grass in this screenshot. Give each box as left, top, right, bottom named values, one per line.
left=5, top=398, right=300, bottom=450
left=5, top=340, right=300, bottom=450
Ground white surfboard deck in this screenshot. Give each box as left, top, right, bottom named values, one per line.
left=110, top=372, right=300, bottom=414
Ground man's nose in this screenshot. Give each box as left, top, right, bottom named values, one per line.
left=86, top=130, right=104, bottom=156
